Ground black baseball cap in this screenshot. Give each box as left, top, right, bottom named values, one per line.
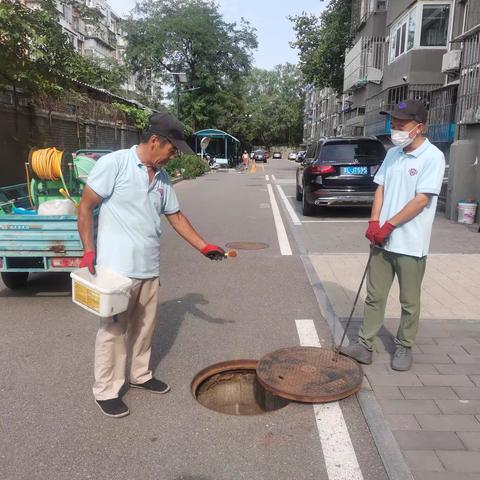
left=380, top=99, right=428, bottom=124
left=147, top=112, right=194, bottom=154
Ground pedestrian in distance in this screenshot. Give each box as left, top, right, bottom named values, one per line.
left=77, top=112, right=226, bottom=418
left=340, top=99, right=445, bottom=372
left=242, top=150, right=250, bottom=170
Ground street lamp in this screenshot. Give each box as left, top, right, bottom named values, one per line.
left=170, top=72, right=188, bottom=118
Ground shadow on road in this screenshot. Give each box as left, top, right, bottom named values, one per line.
left=150, top=293, right=235, bottom=371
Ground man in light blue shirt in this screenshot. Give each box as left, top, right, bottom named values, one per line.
left=340, top=100, right=445, bottom=371
left=78, top=113, right=226, bottom=418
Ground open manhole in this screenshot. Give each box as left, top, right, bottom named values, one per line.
left=192, top=349, right=363, bottom=416
left=192, top=360, right=290, bottom=416
left=225, top=242, right=269, bottom=250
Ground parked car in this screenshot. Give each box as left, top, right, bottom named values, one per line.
left=296, top=150, right=306, bottom=163
left=295, top=137, right=386, bottom=216
left=253, top=149, right=267, bottom=163
left=288, top=152, right=298, bottom=161
left=273, top=152, right=282, bottom=159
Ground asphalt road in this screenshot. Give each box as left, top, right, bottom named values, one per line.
left=0, top=157, right=389, bottom=480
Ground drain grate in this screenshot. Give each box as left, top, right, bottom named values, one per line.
left=256, top=347, right=363, bottom=403
left=225, top=242, right=269, bottom=250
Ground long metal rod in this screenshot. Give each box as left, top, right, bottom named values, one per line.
left=334, top=245, right=374, bottom=357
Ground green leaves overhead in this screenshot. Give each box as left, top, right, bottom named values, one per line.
left=290, top=0, right=354, bottom=94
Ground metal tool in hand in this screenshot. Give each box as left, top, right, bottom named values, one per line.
left=333, top=244, right=374, bottom=361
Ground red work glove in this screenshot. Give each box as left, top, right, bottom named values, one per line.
left=373, top=222, right=396, bottom=246
left=365, top=220, right=380, bottom=243
left=201, top=244, right=226, bottom=261
left=80, top=250, right=96, bottom=274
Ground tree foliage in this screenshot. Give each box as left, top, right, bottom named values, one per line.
left=290, top=0, right=353, bottom=94
left=125, top=0, right=258, bottom=130
left=0, top=0, right=130, bottom=96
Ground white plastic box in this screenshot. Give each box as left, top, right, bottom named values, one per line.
left=70, top=266, right=133, bottom=317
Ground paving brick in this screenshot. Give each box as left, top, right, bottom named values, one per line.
left=385, top=414, right=421, bottom=431
left=414, top=354, right=454, bottom=364
left=403, top=450, right=444, bottom=471
left=400, top=386, right=458, bottom=400
left=378, top=399, right=440, bottom=414
left=469, top=376, right=480, bottom=387
left=367, top=372, right=422, bottom=387
left=463, top=346, right=480, bottom=356
left=436, top=450, right=480, bottom=473
left=419, top=345, right=469, bottom=355
left=372, top=385, right=404, bottom=399
left=415, top=337, right=437, bottom=345
left=362, top=364, right=389, bottom=376
left=416, top=414, right=480, bottom=431
left=436, top=364, right=480, bottom=375
left=458, top=432, right=480, bottom=451
left=413, top=472, right=480, bottom=480
left=436, top=400, right=480, bottom=415
left=435, top=338, right=480, bottom=346
left=394, top=431, right=464, bottom=450
left=449, top=355, right=480, bottom=365
left=418, top=375, right=475, bottom=387
left=454, top=388, right=480, bottom=400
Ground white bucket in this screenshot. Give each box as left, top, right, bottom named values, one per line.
left=70, top=266, right=132, bottom=317
left=457, top=202, right=478, bottom=225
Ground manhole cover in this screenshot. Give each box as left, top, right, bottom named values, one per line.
left=192, top=360, right=289, bottom=416
left=225, top=242, right=269, bottom=250
left=256, top=347, right=363, bottom=403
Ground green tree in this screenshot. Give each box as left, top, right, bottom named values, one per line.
left=290, top=0, right=353, bottom=94
left=0, top=0, right=131, bottom=96
left=125, top=0, right=257, bottom=130
left=243, top=64, right=305, bottom=147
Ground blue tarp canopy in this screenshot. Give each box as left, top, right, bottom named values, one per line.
left=193, top=129, right=240, bottom=166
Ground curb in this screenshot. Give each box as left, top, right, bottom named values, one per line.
left=171, top=176, right=184, bottom=185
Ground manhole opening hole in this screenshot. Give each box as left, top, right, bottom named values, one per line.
left=192, top=360, right=289, bottom=416
left=225, top=242, right=269, bottom=250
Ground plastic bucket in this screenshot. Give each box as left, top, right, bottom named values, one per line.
left=70, top=266, right=133, bottom=317
left=457, top=202, right=478, bottom=225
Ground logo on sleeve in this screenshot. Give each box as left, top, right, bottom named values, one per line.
left=408, top=168, right=418, bottom=176
left=156, top=184, right=165, bottom=196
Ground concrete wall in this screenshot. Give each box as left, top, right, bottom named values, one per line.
left=0, top=101, right=140, bottom=188
left=356, top=11, right=387, bottom=37
left=386, top=0, right=417, bottom=26
left=383, top=49, right=446, bottom=89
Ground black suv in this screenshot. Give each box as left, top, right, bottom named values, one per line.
left=296, top=137, right=386, bottom=215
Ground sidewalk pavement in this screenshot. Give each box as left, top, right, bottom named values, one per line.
left=309, top=250, right=480, bottom=479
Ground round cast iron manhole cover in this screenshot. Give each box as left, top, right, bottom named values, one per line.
left=225, top=242, right=269, bottom=250
left=256, top=347, right=363, bottom=403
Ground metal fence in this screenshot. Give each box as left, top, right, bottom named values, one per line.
left=456, top=31, right=480, bottom=125
left=427, top=84, right=458, bottom=143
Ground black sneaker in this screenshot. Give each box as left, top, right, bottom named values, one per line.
left=95, top=398, right=130, bottom=418
left=129, top=378, right=171, bottom=394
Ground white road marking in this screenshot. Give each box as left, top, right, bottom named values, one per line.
left=266, top=184, right=292, bottom=256
left=265, top=175, right=270, bottom=181
left=270, top=174, right=276, bottom=182
left=302, top=220, right=366, bottom=223
left=295, top=319, right=363, bottom=480
left=276, top=185, right=302, bottom=226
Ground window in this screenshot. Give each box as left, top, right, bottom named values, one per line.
left=420, top=5, right=450, bottom=46
left=389, top=1, right=451, bottom=63
left=316, top=141, right=386, bottom=164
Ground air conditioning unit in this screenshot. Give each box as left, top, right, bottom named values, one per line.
left=442, top=50, right=461, bottom=73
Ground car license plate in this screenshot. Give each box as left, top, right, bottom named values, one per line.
left=341, top=166, right=368, bottom=175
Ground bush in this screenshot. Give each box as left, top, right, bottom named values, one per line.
left=164, top=154, right=209, bottom=180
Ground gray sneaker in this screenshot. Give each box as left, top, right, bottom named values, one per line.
left=339, top=342, right=373, bottom=365
left=392, top=346, right=413, bottom=371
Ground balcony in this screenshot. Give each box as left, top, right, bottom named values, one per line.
left=351, top=0, right=387, bottom=33
left=344, top=36, right=385, bottom=92
left=84, top=24, right=117, bottom=50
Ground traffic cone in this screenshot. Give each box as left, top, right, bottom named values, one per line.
left=250, top=160, right=257, bottom=173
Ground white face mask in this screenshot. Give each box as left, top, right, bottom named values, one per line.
left=390, top=125, right=419, bottom=148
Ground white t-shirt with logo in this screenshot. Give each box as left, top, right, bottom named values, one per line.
left=374, top=139, right=445, bottom=258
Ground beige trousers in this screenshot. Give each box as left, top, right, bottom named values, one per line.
left=93, top=277, right=159, bottom=400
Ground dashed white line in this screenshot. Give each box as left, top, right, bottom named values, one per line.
left=265, top=174, right=270, bottom=181
left=271, top=174, right=277, bottom=182
left=266, top=184, right=292, bottom=256
left=295, top=319, right=363, bottom=480
left=276, top=185, right=302, bottom=226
